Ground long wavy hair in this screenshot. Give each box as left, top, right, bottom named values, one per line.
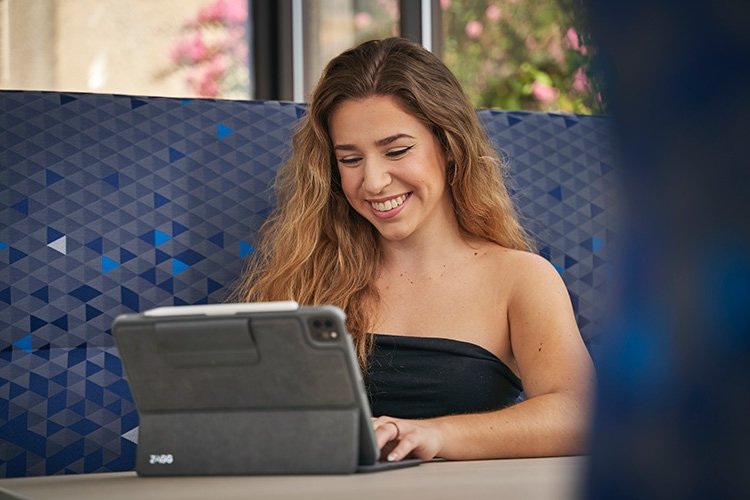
left=229, top=37, right=533, bottom=368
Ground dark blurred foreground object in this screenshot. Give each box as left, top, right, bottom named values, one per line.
left=583, top=1, right=750, bottom=499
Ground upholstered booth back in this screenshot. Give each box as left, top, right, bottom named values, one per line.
left=0, top=91, right=614, bottom=477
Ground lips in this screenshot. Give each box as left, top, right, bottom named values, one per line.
left=370, top=193, right=409, bottom=212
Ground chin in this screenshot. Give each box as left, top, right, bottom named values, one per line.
left=375, top=226, right=414, bottom=242
left=360, top=211, right=414, bottom=242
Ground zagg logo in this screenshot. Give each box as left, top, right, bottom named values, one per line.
left=149, top=454, right=174, bottom=465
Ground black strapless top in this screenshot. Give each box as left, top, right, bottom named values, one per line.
left=364, top=334, right=523, bottom=419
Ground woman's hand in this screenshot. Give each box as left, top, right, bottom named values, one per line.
left=372, top=416, right=444, bottom=462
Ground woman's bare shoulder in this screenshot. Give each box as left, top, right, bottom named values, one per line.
left=476, top=243, right=555, bottom=274
left=473, top=243, right=565, bottom=298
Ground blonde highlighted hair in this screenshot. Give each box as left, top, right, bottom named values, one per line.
left=229, top=38, right=533, bottom=368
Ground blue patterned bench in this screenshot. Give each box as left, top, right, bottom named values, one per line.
left=0, top=91, right=614, bottom=477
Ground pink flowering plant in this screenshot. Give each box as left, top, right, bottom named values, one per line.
left=441, top=0, right=602, bottom=113
left=164, top=0, right=249, bottom=98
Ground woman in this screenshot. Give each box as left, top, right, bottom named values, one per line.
left=231, top=37, right=594, bottom=461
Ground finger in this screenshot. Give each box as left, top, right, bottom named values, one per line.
left=374, top=423, right=398, bottom=449
left=385, top=421, right=399, bottom=439
left=373, top=421, right=400, bottom=450
left=385, top=436, right=416, bottom=462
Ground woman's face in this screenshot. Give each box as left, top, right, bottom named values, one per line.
left=329, top=95, right=453, bottom=243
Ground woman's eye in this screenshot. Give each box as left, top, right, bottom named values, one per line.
left=386, top=145, right=415, bottom=158
left=338, top=156, right=362, bottom=166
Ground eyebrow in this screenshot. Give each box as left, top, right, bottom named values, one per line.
left=333, top=133, right=415, bottom=151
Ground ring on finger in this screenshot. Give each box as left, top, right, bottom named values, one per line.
left=386, top=421, right=400, bottom=440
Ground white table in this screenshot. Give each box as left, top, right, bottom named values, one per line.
left=0, top=456, right=586, bottom=500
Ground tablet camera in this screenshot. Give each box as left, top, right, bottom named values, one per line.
left=309, top=317, right=339, bottom=342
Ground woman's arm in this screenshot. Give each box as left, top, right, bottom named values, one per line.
left=373, top=252, right=595, bottom=461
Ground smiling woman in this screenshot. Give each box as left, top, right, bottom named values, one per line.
left=230, top=37, right=594, bottom=462
left=331, top=96, right=452, bottom=240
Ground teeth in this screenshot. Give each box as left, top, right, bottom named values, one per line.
left=371, top=194, right=407, bottom=212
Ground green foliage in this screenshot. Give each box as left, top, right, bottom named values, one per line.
left=441, top=0, right=603, bottom=114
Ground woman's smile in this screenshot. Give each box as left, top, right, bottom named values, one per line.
left=369, top=193, right=411, bottom=218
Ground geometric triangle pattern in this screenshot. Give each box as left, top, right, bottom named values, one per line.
left=0, top=91, right=615, bottom=477
left=0, top=346, right=137, bottom=477
left=0, top=91, right=303, bottom=477
left=479, top=110, right=616, bottom=345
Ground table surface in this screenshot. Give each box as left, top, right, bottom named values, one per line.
left=0, top=456, right=587, bottom=500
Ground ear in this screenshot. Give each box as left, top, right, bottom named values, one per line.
left=444, top=150, right=454, bottom=166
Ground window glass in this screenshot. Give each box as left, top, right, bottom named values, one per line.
left=0, top=0, right=251, bottom=100
left=303, top=0, right=399, bottom=98
left=0, top=0, right=599, bottom=111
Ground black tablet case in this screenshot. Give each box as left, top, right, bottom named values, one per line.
left=113, top=305, right=387, bottom=475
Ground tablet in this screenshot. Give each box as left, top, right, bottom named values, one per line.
left=112, top=301, right=420, bottom=475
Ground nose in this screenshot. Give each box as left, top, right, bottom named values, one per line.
left=361, top=159, right=392, bottom=195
